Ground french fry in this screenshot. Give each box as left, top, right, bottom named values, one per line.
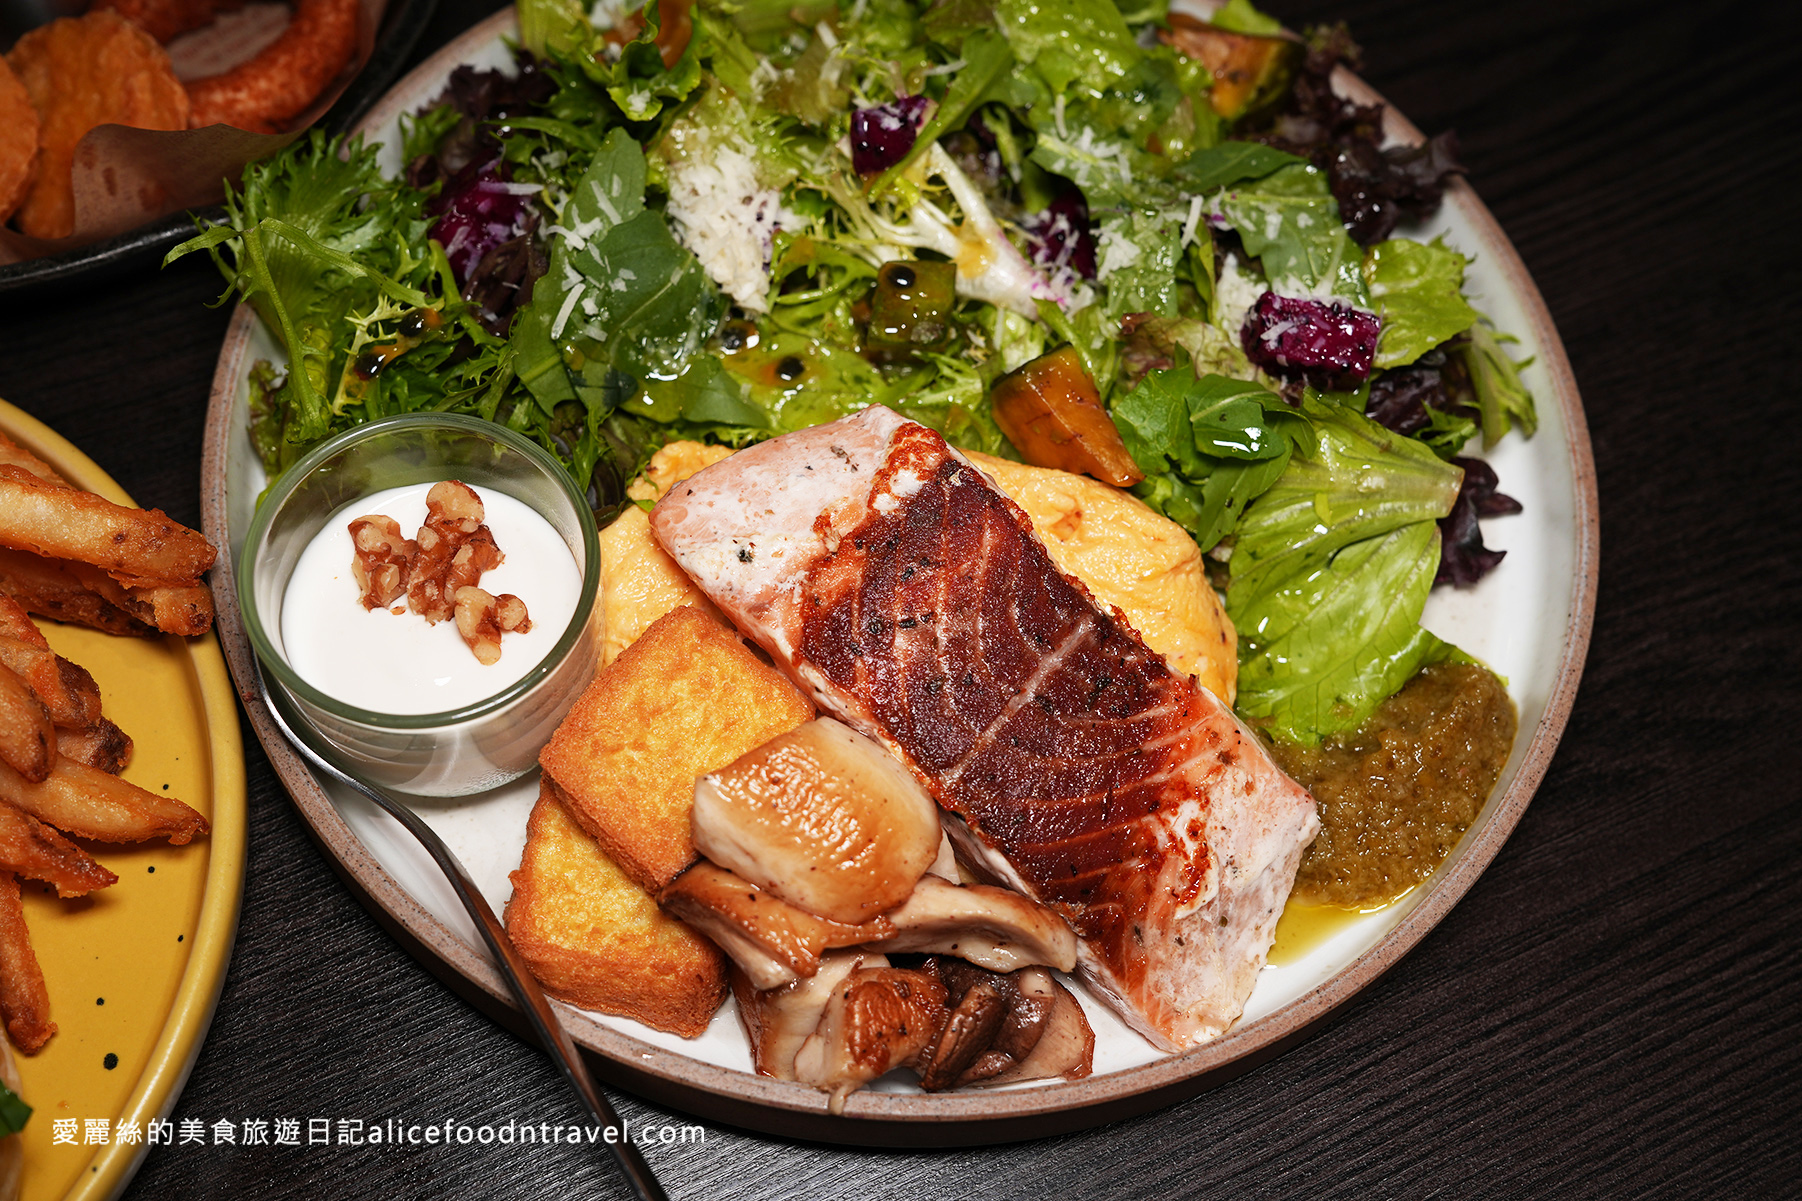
left=0, top=549, right=213, bottom=638
left=130, top=580, right=214, bottom=638
left=55, top=719, right=132, bottom=776
left=0, top=636, right=102, bottom=730
left=0, top=465, right=216, bottom=587
left=0, top=756, right=206, bottom=844
left=0, top=547, right=153, bottom=636
left=0, top=667, right=53, bottom=784
left=0, top=803, right=116, bottom=897
left=0, top=592, right=46, bottom=648
left=0, top=433, right=67, bottom=487
left=0, top=872, right=54, bottom=1053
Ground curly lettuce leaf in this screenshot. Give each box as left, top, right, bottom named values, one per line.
left=1232, top=520, right=1460, bottom=744
left=1366, top=236, right=1479, bottom=369
left=1208, top=0, right=1281, bottom=35
left=605, top=1, right=706, bottom=122
left=518, top=0, right=589, bottom=58
left=868, top=30, right=1014, bottom=197
left=166, top=131, right=434, bottom=449
left=1226, top=397, right=1462, bottom=600
left=994, top=0, right=1140, bottom=94
left=1224, top=399, right=1465, bottom=743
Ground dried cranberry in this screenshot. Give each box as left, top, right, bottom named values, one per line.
left=851, top=95, right=932, bottom=176
left=1022, top=189, right=1097, bottom=280
left=1240, top=292, right=1380, bottom=386
left=428, top=159, right=537, bottom=286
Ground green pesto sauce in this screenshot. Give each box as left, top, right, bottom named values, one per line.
left=1268, top=663, right=1518, bottom=908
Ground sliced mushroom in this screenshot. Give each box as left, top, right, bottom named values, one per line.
left=924, top=959, right=1094, bottom=1090
left=912, top=974, right=1009, bottom=1091
left=975, top=966, right=1095, bottom=1088
left=691, top=718, right=941, bottom=924
left=659, top=862, right=895, bottom=990
left=862, top=874, right=1079, bottom=973
left=771, top=954, right=1096, bottom=1106
left=793, top=964, right=948, bottom=1114
left=924, top=830, right=961, bottom=881
left=730, top=951, right=887, bottom=1080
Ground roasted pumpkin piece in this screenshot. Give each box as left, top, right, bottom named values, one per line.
left=866, top=260, right=955, bottom=352
left=1160, top=13, right=1299, bottom=120
left=989, top=346, right=1144, bottom=489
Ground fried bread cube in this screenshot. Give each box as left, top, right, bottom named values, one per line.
left=505, top=778, right=726, bottom=1037
left=539, top=605, right=813, bottom=892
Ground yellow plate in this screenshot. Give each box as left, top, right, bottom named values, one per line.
left=0, top=398, right=246, bottom=1201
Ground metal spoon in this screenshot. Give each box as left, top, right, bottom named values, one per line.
left=253, top=664, right=670, bottom=1201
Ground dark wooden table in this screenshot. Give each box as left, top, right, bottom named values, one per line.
left=3, top=0, right=1798, bottom=1196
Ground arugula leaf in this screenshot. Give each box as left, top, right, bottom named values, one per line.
left=1215, top=163, right=1369, bottom=304
left=639, top=354, right=768, bottom=427
left=0, top=1080, right=29, bottom=1138
left=1112, top=369, right=1298, bottom=550
left=513, top=128, right=723, bottom=415
left=1174, top=141, right=1305, bottom=193
left=1122, top=370, right=1287, bottom=461
left=1458, top=318, right=1538, bottom=445
left=1231, top=521, right=1460, bottom=744
left=1366, top=236, right=1479, bottom=369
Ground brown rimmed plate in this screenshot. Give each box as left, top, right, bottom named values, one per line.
left=197, top=6, right=1597, bottom=1147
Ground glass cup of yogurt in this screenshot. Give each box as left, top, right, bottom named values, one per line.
left=240, top=414, right=601, bottom=796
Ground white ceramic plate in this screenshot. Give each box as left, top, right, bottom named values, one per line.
left=199, top=7, right=1596, bottom=1145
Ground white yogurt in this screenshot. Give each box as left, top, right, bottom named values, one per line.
left=280, top=482, right=583, bottom=715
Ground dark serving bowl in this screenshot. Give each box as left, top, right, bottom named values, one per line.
left=0, top=0, right=437, bottom=296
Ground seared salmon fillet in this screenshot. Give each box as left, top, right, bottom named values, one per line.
left=650, top=406, right=1318, bottom=1049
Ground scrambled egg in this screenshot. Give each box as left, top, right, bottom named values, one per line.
left=599, top=441, right=1237, bottom=704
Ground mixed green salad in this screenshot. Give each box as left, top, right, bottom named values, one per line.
left=174, top=0, right=1536, bottom=748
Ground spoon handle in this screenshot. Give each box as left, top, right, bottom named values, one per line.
left=256, top=672, right=670, bottom=1201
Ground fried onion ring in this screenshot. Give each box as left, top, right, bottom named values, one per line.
left=91, top=0, right=246, bottom=44
left=0, top=58, right=38, bottom=227
left=184, top=0, right=357, bottom=133
left=5, top=13, right=189, bottom=240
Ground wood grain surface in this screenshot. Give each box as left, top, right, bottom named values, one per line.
left=1, top=0, right=1797, bottom=1196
